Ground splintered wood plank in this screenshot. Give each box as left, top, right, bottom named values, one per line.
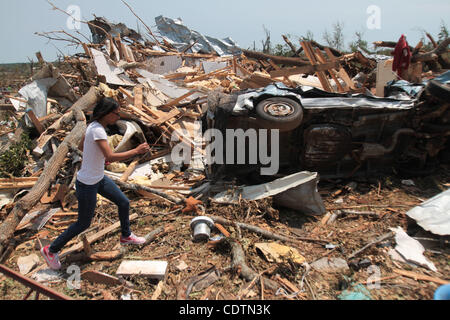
left=26, top=109, right=45, bottom=134
left=393, top=269, right=449, bottom=285
left=60, top=213, right=139, bottom=258
left=154, top=108, right=181, bottom=125
left=158, top=90, right=197, bottom=109
left=324, top=47, right=356, bottom=90
left=300, top=42, right=333, bottom=92
left=82, top=43, right=92, bottom=59
left=127, top=104, right=158, bottom=125
left=184, top=66, right=232, bottom=83
left=0, top=177, right=39, bottom=190
left=314, top=48, right=345, bottom=93
left=133, top=86, right=143, bottom=110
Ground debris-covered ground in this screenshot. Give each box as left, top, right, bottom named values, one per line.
left=0, top=167, right=448, bottom=300
left=0, top=3, right=449, bottom=301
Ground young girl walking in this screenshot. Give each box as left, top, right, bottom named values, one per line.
left=41, top=97, right=150, bottom=270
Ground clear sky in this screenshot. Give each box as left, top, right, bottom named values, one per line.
left=1, top=0, right=449, bottom=63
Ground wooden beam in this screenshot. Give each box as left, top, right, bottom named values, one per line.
left=269, top=60, right=340, bottom=78
left=133, top=86, right=143, bottom=110
left=157, top=90, right=197, bottom=109
left=0, top=177, right=39, bottom=190
left=393, top=268, right=449, bottom=286
left=60, top=213, right=139, bottom=258
left=300, top=42, right=333, bottom=92
left=324, top=48, right=356, bottom=90
left=314, top=48, right=345, bottom=93
left=26, top=109, right=45, bottom=134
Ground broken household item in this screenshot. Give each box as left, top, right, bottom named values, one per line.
left=406, top=189, right=450, bottom=236
left=190, top=216, right=215, bottom=242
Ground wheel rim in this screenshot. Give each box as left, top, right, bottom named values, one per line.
left=263, top=102, right=295, bottom=117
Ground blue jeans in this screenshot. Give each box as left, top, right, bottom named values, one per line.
left=50, top=175, right=131, bottom=253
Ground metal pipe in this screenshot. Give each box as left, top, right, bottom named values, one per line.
left=0, top=264, right=73, bottom=300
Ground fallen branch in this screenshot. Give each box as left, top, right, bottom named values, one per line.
left=348, top=231, right=394, bottom=259
left=393, top=268, right=449, bottom=286
left=209, top=216, right=327, bottom=244
left=412, top=38, right=450, bottom=62
left=229, top=239, right=280, bottom=292
left=111, top=177, right=185, bottom=205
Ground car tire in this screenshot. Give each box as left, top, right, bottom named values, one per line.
left=425, top=80, right=450, bottom=102
left=255, top=97, right=303, bottom=132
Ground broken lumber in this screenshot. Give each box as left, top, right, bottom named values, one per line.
left=412, top=38, right=450, bottom=62
left=242, top=49, right=310, bottom=67
left=0, top=107, right=88, bottom=257
left=60, top=213, right=139, bottom=258
left=393, top=269, right=448, bottom=285
left=0, top=177, right=39, bottom=190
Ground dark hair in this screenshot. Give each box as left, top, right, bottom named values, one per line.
left=92, top=97, right=119, bottom=121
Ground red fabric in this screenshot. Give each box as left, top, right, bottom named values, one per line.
left=392, top=34, right=411, bottom=77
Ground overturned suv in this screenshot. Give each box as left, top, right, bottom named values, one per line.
left=204, top=81, right=449, bottom=181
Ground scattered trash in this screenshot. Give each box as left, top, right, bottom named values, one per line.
left=390, top=227, right=438, bottom=272
left=338, top=284, right=372, bottom=300
left=17, top=254, right=40, bottom=275
left=255, top=242, right=306, bottom=264
left=0, top=1, right=448, bottom=301
left=311, top=258, right=350, bottom=274
left=406, top=189, right=450, bottom=236
left=32, top=269, right=63, bottom=283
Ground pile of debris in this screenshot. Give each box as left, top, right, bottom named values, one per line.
left=0, top=9, right=449, bottom=301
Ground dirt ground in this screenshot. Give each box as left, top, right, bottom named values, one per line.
left=0, top=164, right=448, bottom=301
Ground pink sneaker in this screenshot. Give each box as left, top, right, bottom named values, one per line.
left=120, top=233, right=146, bottom=245
left=40, top=245, right=61, bottom=270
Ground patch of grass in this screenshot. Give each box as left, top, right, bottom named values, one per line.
left=0, top=131, right=32, bottom=178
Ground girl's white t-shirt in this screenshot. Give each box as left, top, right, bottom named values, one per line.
left=77, top=121, right=108, bottom=185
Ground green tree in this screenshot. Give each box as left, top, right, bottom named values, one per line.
left=349, top=31, right=369, bottom=53
left=438, top=20, right=449, bottom=43
left=323, top=21, right=345, bottom=51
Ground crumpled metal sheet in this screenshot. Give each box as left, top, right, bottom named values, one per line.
left=233, top=83, right=415, bottom=113
left=213, top=171, right=326, bottom=215
left=17, top=78, right=57, bottom=118
left=155, top=16, right=241, bottom=56
left=433, top=70, right=450, bottom=84
left=406, top=189, right=450, bottom=236
left=91, top=48, right=135, bottom=86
